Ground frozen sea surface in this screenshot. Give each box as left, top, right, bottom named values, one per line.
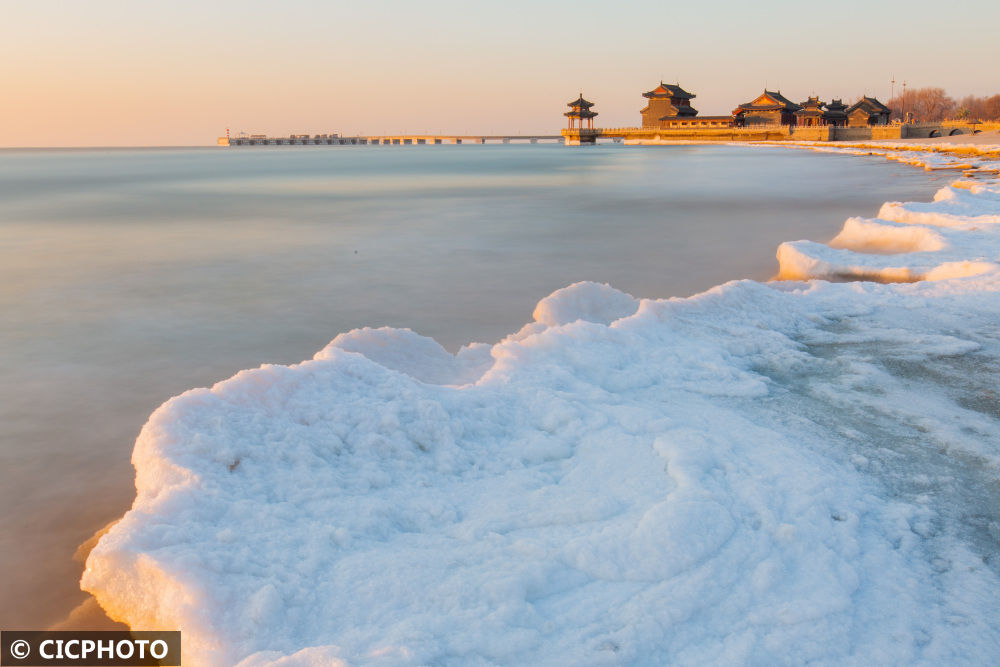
left=81, top=151, right=1000, bottom=664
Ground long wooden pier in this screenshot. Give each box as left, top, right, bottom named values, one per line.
left=219, top=134, right=564, bottom=146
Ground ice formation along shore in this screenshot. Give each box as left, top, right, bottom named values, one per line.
left=84, top=145, right=1000, bottom=665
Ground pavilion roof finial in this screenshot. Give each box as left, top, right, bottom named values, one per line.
left=566, top=93, right=596, bottom=111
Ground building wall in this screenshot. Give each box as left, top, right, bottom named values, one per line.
left=641, top=99, right=674, bottom=127
left=741, top=110, right=780, bottom=125
left=641, top=98, right=699, bottom=127
left=740, top=109, right=802, bottom=125
left=871, top=125, right=903, bottom=139
left=847, top=110, right=871, bottom=127
left=662, top=116, right=733, bottom=129
left=568, top=123, right=964, bottom=144
left=788, top=125, right=963, bottom=141
left=790, top=126, right=833, bottom=141
left=829, top=126, right=903, bottom=140
left=620, top=126, right=792, bottom=142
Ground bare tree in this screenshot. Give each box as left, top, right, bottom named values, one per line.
left=887, top=87, right=955, bottom=122
left=887, top=88, right=1000, bottom=122
left=959, top=94, right=1000, bottom=121
left=986, top=95, right=1000, bottom=120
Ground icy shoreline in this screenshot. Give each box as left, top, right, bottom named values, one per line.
left=83, top=144, right=1000, bottom=665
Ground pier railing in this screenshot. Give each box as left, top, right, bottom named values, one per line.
left=220, top=134, right=565, bottom=146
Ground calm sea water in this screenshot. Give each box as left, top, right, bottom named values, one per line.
left=0, top=144, right=949, bottom=628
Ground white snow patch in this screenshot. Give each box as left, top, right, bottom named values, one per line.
left=778, top=182, right=1000, bottom=282
left=830, top=216, right=946, bottom=255
left=532, top=281, right=639, bottom=327
left=317, top=327, right=492, bottom=386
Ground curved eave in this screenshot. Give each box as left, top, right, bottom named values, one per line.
left=644, top=91, right=695, bottom=100
left=658, top=111, right=699, bottom=120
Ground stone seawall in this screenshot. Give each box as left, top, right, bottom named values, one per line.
left=572, top=122, right=978, bottom=145
left=789, top=127, right=833, bottom=141
left=623, top=127, right=790, bottom=144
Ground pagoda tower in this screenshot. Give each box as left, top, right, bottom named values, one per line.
left=565, top=94, right=598, bottom=130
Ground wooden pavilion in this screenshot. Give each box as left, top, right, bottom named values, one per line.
left=565, top=94, right=598, bottom=129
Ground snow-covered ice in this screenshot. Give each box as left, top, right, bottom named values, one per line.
left=785, top=139, right=1000, bottom=175
left=83, top=152, right=1000, bottom=665
left=778, top=180, right=1000, bottom=283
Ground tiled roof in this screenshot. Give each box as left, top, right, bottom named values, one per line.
left=736, top=90, right=802, bottom=111
left=643, top=82, right=695, bottom=99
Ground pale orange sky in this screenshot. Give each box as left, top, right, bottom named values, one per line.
left=2, top=0, right=998, bottom=146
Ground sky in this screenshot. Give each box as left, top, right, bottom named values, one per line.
left=1, top=0, right=998, bottom=146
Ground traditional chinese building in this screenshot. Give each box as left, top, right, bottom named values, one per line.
left=561, top=84, right=909, bottom=144
left=794, top=96, right=850, bottom=127
left=794, top=96, right=825, bottom=126
left=733, top=90, right=802, bottom=126
left=565, top=94, right=598, bottom=129
left=639, top=82, right=734, bottom=129
left=823, top=99, right=849, bottom=127
left=846, top=96, right=891, bottom=127
left=640, top=82, right=698, bottom=127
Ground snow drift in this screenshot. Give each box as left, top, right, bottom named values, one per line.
left=83, top=154, right=1000, bottom=665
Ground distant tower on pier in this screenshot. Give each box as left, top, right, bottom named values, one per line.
left=565, top=94, right=598, bottom=130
